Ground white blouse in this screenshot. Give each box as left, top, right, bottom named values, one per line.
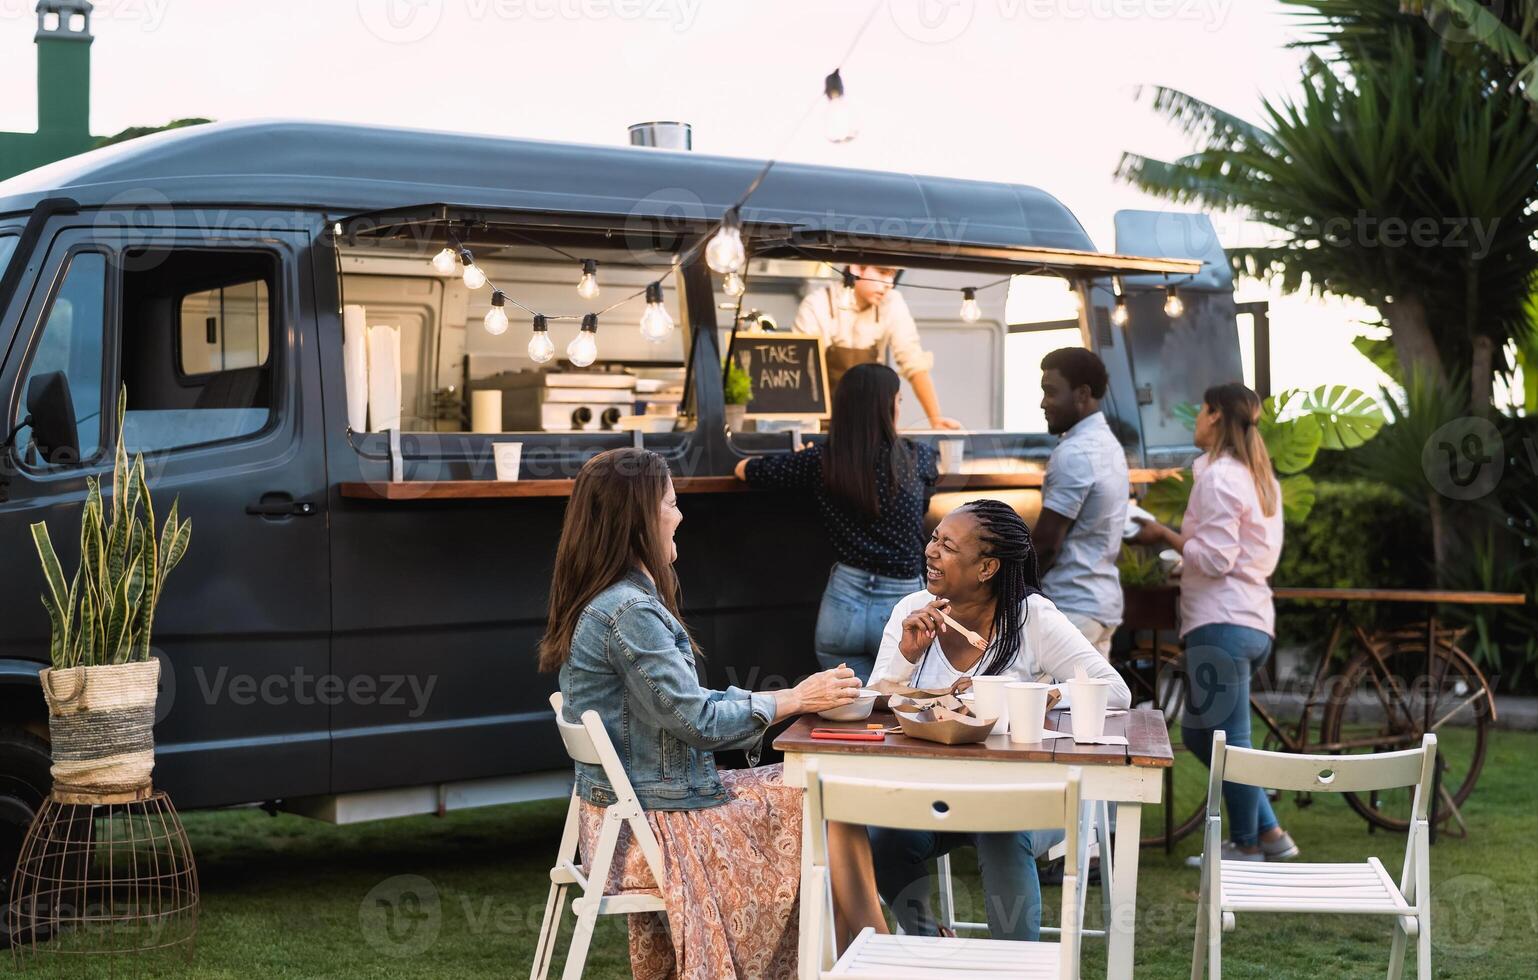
left=871, top=590, right=1132, bottom=708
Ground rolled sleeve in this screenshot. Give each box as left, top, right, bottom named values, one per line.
left=872, top=597, right=919, bottom=684
left=1183, top=470, right=1245, bottom=578
left=1041, top=446, right=1092, bottom=521
left=610, top=600, right=768, bottom=752
left=885, top=293, right=934, bottom=380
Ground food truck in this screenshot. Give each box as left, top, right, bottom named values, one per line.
left=0, top=121, right=1253, bottom=864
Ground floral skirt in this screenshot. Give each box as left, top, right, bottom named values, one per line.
left=577, top=764, right=803, bottom=980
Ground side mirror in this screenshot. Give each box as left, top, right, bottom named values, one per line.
left=26, top=371, right=80, bottom=466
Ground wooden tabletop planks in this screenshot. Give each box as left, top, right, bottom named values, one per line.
left=1273, top=587, right=1526, bottom=605
left=774, top=708, right=1173, bottom=768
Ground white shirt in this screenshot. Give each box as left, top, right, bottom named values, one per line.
left=793, top=285, right=935, bottom=381
left=871, top=590, right=1132, bottom=708
left=1040, top=411, right=1130, bottom=627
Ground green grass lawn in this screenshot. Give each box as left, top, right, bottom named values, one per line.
left=12, top=729, right=1536, bottom=979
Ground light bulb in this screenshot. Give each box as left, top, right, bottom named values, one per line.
left=1068, top=282, right=1084, bottom=311
left=567, top=313, right=598, bottom=367
left=640, top=282, right=675, bottom=342
left=484, top=291, right=509, bottom=335
left=576, top=259, right=600, bottom=299
left=528, top=315, right=555, bottom=363
left=431, top=247, right=458, bottom=275
left=1163, top=286, right=1184, bottom=318
left=723, top=271, right=746, bottom=298
left=1111, top=295, right=1130, bottom=326
left=705, top=209, right=746, bottom=274
left=839, top=270, right=857, bottom=311
left=823, top=69, right=858, bottom=143
left=959, top=287, right=981, bottom=323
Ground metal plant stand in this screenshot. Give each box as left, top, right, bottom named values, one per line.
left=8, top=786, right=199, bottom=972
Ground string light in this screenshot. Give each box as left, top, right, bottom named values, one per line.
left=823, top=69, right=858, bottom=143
left=839, top=269, right=858, bottom=311
left=484, top=289, right=509, bottom=335
left=568, top=313, right=599, bottom=367
left=528, top=314, right=555, bottom=363
left=460, top=248, right=487, bottom=289
left=723, top=271, right=746, bottom=298
left=640, top=282, right=675, bottom=342
left=958, top=287, right=981, bottom=323
left=1111, top=293, right=1130, bottom=326
left=577, top=259, right=600, bottom=299
left=1163, top=285, right=1185, bottom=318
left=431, top=247, right=458, bottom=276
left=706, top=208, right=747, bottom=274
left=1068, top=281, right=1083, bottom=312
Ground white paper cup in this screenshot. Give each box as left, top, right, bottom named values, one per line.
left=1005, top=682, right=1050, bottom=744
left=938, top=439, right=965, bottom=473
left=493, top=442, right=523, bottom=481
left=1067, top=677, right=1112, bottom=741
left=970, top=675, right=1010, bottom=736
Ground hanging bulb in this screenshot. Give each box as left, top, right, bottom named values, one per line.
left=958, top=287, right=982, bottom=323
left=576, top=259, right=600, bottom=299
left=1163, top=285, right=1184, bottom=318
left=459, top=249, right=486, bottom=289
left=705, top=208, right=746, bottom=274
left=431, top=246, right=458, bottom=276
left=640, top=282, right=675, bottom=343
left=723, top=271, right=746, bottom=298
left=484, top=290, right=510, bottom=335
left=1067, top=281, right=1084, bottom=312
left=567, top=313, right=599, bottom=367
left=1111, top=294, right=1130, bottom=326
left=527, top=314, right=555, bottom=363
left=839, top=269, right=858, bottom=311
left=823, top=68, right=858, bottom=143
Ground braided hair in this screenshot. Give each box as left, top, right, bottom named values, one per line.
left=965, top=499, right=1043, bottom=676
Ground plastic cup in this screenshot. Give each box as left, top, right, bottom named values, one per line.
left=970, top=675, right=1010, bottom=736
left=1067, top=677, right=1112, bottom=741
left=1005, top=682, right=1050, bottom=744
left=493, top=442, right=523, bottom=481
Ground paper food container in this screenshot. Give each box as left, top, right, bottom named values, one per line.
left=871, top=679, right=973, bottom=713
left=892, top=702, right=997, bottom=745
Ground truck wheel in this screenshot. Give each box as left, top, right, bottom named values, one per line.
left=0, top=727, right=51, bottom=947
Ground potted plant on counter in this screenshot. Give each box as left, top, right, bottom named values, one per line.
left=724, top=359, right=753, bottom=433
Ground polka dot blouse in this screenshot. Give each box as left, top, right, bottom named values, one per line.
left=744, top=441, right=940, bottom=579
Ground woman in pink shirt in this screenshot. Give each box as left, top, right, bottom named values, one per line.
left=1133, top=383, right=1298, bottom=862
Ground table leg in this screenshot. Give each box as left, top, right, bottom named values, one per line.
left=1108, top=802, right=1142, bottom=980
left=798, top=795, right=818, bottom=980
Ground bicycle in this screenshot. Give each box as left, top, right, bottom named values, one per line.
left=1115, top=587, right=1518, bottom=849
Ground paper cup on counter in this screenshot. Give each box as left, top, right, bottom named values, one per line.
left=938, top=439, right=965, bottom=474
left=1005, top=682, right=1051, bottom=744
left=1067, top=676, right=1113, bottom=742
left=970, top=675, right=1010, bottom=736
left=493, top=442, right=523, bottom=481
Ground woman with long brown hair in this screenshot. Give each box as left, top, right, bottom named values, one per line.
left=541, top=448, right=886, bottom=978
left=1132, top=382, right=1298, bottom=863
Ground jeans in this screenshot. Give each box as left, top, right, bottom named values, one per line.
left=869, top=828, right=1041, bottom=941
left=1180, top=622, right=1279, bottom=847
left=815, top=563, right=923, bottom=684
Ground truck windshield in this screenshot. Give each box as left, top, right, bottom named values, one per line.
left=0, top=234, right=16, bottom=281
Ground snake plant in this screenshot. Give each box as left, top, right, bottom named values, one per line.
left=30, top=387, right=191, bottom=669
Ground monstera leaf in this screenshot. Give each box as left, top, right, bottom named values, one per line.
left=1260, top=412, right=1323, bottom=475
left=1294, top=386, right=1384, bottom=450
left=1142, top=472, right=1192, bottom=526
left=1173, top=402, right=1200, bottom=432
left=1280, top=473, right=1317, bottom=524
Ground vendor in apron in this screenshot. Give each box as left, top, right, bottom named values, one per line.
left=794, top=265, right=962, bottom=430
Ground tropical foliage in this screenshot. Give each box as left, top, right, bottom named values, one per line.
left=30, top=388, right=192, bottom=669
left=723, top=359, right=753, bottom=406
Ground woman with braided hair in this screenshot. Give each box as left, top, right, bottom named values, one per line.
left=866, top=498, right=1129, bottom=942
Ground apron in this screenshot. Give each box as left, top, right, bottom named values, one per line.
left=822, top=290, right=883, bottom=394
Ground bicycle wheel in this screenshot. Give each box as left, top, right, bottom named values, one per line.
left=1119, top=643, right=1207, bottom=848
left=1318, top=627, right=1492, bottom=833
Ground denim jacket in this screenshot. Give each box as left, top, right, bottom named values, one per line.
left=559, top=570, right=778, bottom=811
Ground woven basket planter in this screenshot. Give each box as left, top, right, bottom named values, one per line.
left=38, top=659, right=160, bottom=801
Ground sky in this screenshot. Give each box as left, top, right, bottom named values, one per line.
left=0, top=0, right=1392, bottom=398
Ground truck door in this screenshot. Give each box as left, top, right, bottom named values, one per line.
left=0, top=221, right=331, bottom=809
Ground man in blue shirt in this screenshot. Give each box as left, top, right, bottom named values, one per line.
left=1032, top=348, right=1129, bottom=656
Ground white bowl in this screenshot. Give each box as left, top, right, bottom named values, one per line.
left=817, top=690, right=879, bottom=721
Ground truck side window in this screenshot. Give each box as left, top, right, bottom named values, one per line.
left=0, top=234, right=18, bottom=280
left=119, top=248, right=277, bottom=454
left=14, top=251, right=108, bottom=467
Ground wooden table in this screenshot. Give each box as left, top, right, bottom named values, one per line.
left=775, top=707, right=1173, bottom=979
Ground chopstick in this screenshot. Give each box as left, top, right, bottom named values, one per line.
left=936, top=607, right=988, bottom=650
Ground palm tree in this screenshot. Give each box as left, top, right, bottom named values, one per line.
left=1117, top=1, right=1538, bottom=412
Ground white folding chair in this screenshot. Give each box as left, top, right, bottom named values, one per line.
left=935, top=799, right=1113, bottom=951
left=1191, top=731, right=1437, bottom=980
left=531, top=693, right=669, bottom=980
left=807, top=759, right=1084, bottom=979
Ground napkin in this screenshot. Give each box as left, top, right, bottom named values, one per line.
left=367, top=324, right=401, bottom=432
left=342, top=305, right=369, bottom=431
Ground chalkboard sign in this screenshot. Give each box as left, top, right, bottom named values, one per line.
left=731, top=331, right=831, bottom=420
